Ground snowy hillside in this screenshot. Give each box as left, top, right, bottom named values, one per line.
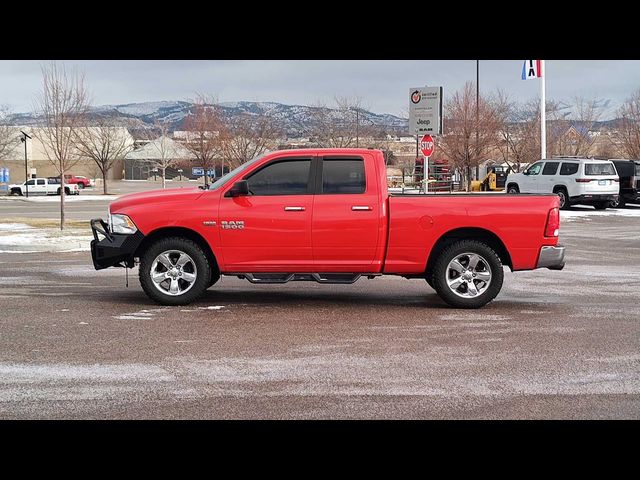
left=9, top=100, right=409, bottom=136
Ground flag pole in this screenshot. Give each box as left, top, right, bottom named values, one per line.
left=540, top=60, right=546, bottom=159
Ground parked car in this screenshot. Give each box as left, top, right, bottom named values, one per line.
left=608, top=159, right=640, bottom=207
left=64, top=174, right=92, bottom=189
left=506, top=157, right=619, bottom=210
left=9, top=177, right=79, bottom=196
left=90, top=148, right=564, bottom=309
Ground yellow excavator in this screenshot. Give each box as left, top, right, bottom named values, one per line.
left=471, top=165, right=511, bottom=192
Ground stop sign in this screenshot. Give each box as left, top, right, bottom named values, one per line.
left=420, top=134, right=435, bottom=157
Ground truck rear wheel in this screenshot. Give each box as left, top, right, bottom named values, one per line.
left=139, top=237, right=211, bottom=306
left=431, top=240, right=504, bottom=309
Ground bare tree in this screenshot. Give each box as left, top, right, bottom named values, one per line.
left=548, top=96, right=604, bottom=157
left=0, top=105, right=18, bottom=161
left=221, top=111, right=279, bottom=168
left=147, top=121, right=180, bottom=189
left=74, top=118, right=134, bottom=194
left=308, top=96, right=370, bottom=148
left=494, top=95, right=541, bottom=172
left=438, top=82, right=502, bottom=190
left=612, top=89, right=640, bottom=159
left=182, top=94, right=225, bottom=186
left=33, top=62, right=90, bottom=230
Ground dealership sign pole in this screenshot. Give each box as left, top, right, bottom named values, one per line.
left=522, top=60, right=546, bottom=159
left=410, top=87, right=443, bottom=192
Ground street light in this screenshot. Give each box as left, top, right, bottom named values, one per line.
left=20, top=131, right=31, bottom=198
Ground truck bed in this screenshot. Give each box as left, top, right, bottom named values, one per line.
left=383, top=193, right=560, bottom=274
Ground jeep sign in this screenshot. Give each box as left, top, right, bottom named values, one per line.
left=409, top=86, right=443, bottom=135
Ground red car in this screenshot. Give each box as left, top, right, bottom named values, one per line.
left=91, top=148, right=564, bottom=308
left=64, top=175, right=92, bottom=189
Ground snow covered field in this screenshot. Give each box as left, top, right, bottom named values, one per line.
left=0, top=223, right=92, bottom=253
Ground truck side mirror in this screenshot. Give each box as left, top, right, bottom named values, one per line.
left=226, top=180, right=249, bottom=197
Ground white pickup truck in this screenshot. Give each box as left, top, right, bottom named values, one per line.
left=9, top=177, right=80, bottom=196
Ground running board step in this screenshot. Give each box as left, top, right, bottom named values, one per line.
left=229, top=273, right=380, bottom=285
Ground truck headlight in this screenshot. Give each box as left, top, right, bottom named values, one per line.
left=109, top=214, right=138, bottom=234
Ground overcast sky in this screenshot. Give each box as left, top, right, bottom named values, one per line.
left=1, top=60, right=638, bottom=118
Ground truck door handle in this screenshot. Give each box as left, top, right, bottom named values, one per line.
left=351, top=206, right=372, bottom=211
left=284, top=206, right=305, bottom=211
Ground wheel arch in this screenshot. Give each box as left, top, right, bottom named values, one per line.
left=506, top=182, right=519, bottom=192
left=425, top=227, right=513, bottom=277
left=134, top=226, right=220, bottom=276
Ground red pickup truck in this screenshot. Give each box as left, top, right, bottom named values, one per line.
left=91, top=148, right=565, bottom=308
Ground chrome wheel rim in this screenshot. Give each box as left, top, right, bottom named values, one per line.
left=150, top=250, right=198, bottom=296
left=446, top=252, right=492, bottom=298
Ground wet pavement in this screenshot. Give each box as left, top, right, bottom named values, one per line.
left=0, top=212, right=639, bottom=419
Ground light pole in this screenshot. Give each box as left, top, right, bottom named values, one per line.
left=20, top=131, right=31, bottom=198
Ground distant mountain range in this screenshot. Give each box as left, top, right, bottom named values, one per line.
left=8, top=100, right=409, bottom=137
left=7, top=99, right=624, bottom=137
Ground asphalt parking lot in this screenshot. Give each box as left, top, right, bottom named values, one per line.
left=0, top=203, right=639, bottom=419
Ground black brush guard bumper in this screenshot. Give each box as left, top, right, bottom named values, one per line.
left=90, top=218, right=144, bottom=270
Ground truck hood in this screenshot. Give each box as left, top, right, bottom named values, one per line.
left=109, top=187, right=205, bottom=214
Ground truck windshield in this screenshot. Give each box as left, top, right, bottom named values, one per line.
left=208, top=154, right=266, bottom=191
left=585, top=163, right=616, bottom=176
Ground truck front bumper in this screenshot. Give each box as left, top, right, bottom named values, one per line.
left=537, top=245, right=565, bottom=270
left=90, top=218, right=144, bottom=270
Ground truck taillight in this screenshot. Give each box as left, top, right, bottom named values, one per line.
left=545, top=207, right=560, bottom=237
left=575, top=178, right=592, bottom=183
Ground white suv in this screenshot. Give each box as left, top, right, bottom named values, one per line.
left=505, top=158, right=619, bottom=210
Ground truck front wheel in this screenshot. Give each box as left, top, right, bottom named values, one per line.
left=139, top=237, right=212, bottom=306
left=431, top=240, right=504, bottom=309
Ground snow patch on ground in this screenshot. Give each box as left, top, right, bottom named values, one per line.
left=0, top=225, right=92, bottom=253
left=0, top=223, right=35, bottom=232
left=0, top=195, right=118, bottom=202
left=561, top=205, right=640, bottom=221
left=114, top=309, right=157, bottom=320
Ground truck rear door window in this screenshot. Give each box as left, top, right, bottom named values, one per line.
left=585, top=163, right=616, bottom=176
left=246, top=159, right=311, bottom=196
left=559, top=163, right=579, bottom=175
left=322, top=159, right=365, bottom=194
left=542, top=162, right=559, bottom=175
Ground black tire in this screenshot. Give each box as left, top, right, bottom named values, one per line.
left=554, top=187, right=570, bottom=210
left=593, top=201, right=608, bottom=210
left=507, top=184, right=519, bottom=194
left=431, top=239, right=504, bottom=309
left=77, top=183, right=84, bottom=189
left=65, top=187, right=71, bottom=195
left=57, top=188, right=61, bottom=195
left=139, top=237, right=212, bottom=306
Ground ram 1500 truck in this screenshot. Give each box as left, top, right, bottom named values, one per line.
left=90, top=148, right=565, bottom=309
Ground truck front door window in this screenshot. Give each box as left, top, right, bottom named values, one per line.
left=246, top=160, right=311, bottom=196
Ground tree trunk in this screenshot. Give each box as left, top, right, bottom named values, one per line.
left=162, top=167, right=166, bottom=189
left=466, top=166, right=472, bottom=191
left=60, top=169, right=65, bottom=231
left=102, top=169, right=108, bottom=195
